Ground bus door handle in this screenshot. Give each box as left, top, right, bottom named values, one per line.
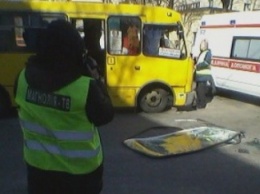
left=135, top=65, right=140, bottom=70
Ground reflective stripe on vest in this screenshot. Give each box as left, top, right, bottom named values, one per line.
left=197, top=50, right=208, bottom=64
left=20, top=119, right=93, bottom=141
left=196, top=50, right=211, bottom=75
left=197, top=68, right=211, bottom=75
left=25, top=140, right=100, bottom=159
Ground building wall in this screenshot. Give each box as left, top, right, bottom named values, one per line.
left=177, top=0, right=260, bottom=11
left=178, top=0, right=260, bottom=53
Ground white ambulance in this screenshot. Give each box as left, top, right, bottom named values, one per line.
left=192, top=11, right=260, bottom=98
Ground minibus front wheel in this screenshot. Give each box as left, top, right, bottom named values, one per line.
left=138, top=87, right=171, bottom=113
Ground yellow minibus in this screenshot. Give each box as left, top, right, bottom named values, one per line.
left=0, top=0, right=195, bottom=116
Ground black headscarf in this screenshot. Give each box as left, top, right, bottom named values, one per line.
left=37, top=19, right=85, bottom=71
left=25, top=20, right=86, bottom=91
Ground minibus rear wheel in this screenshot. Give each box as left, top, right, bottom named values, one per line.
left=0, top=87, right=11, bottom=118
left=139, top=87, right=170, bottom=113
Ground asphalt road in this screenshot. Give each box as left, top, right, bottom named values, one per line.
left=1, top=91, right=260, bottom=194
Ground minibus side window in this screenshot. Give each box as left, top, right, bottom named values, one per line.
left=143, top=24, right=186, bottom=59
left=14, top=17, right=26, bottom=47
left=232, top=37, right=260, bottom=61
left=0, top=14, right=16, bottom=51
left=0, top=12, right=66, bottom=53
left=107, top=16, right=141, bottom=55
left=23, top=14, right=65, bottom=52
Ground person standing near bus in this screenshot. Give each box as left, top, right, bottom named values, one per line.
left=195, top=39, right=213, bottom=109
left=14, top=20, right=114, bottom=194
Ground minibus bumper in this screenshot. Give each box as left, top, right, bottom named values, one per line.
left=185, top=90, right=196, bottom=106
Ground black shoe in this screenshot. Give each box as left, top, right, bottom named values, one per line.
left=197, top=105, right=206, bottom=109
left=191, top=105, right=197, bottom=110
left=177, top=105, right=197, bottom=111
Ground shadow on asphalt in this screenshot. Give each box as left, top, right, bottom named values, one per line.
left=217, top=89, right=260, bottom=106
left=1, top=103, right=260, bottom=194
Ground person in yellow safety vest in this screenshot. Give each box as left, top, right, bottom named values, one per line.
left=14, top=20, right=114, bottom=194
left=194, top=39, right=214, bottom=109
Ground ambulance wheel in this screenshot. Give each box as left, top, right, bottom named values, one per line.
left=0, top=87, right=11, bottom=118
left=139, top=87, right=170, bottom=113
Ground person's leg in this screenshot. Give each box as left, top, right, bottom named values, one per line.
left=28, top=163, right=103, bottom=194
left=27, top=164, right=58, bottom=194
left=60, top=164, right=103, bottom=194
left=196, top=81, right=207, bottom=108
left=206, top=77, right=216, bottom=103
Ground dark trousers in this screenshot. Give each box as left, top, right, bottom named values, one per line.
left=27, top=163, right=103, bottom=194
left=196, top=81, right=208, bottom=108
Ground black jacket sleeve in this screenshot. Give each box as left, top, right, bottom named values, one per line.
left=86, top=79, right=114, bottom=126
left=13, top=71, right=21, bottom=99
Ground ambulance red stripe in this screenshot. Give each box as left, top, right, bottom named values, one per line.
left=212, top=57, right=260, bottom=73
left=201, top=24, right=260, bottom=29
